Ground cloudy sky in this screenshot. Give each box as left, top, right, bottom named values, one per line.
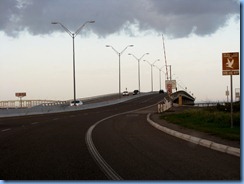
left=0, top=0, right=240, bottom=102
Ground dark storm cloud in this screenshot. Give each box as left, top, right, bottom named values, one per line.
left=0, top=0, right=240, bottom=38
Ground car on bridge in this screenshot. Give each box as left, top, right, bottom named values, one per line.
left=122, top=91, right=129, bottom=96
left=159, top=89, right=165, bottom=94
left=133, top=90, right=140, bottom=95
left=70, top=100, right=83, bottom=106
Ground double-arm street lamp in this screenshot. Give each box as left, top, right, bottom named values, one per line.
left=106, top=45, right=134, bottom=97
left=144, top=59, right=160, bottom=92
left=128, top=53, right=149, bottom=92
left=51, top=21, right=95, bottom=106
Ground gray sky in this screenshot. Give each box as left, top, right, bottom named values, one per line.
left=0, top=0, right=240, bottom=102
left=0, top=0, right=239, bottom=37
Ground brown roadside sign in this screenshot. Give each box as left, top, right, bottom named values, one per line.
left=222, top=52, right=239, bottom=75
left=15, top=92, right=26, bottom=97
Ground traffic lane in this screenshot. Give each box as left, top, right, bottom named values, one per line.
left=0, top=94, right=164, bottom=179
left=93, top=112, right=240, bottom=180
left=0, top=93, right=164, bottom=133
left=0, top=110, right=108, bottom=179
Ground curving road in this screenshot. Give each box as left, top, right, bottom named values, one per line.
left=0, top=94, right=240, bottom=180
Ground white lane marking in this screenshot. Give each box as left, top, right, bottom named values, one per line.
left=86, top=115, right=124, bottom=180
left=1, top=128, right=11, bottom=132
left=31, top=122, right=40, bottom=125
left=85, top=99, right=164, bottom=180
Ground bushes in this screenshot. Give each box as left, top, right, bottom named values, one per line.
left=216, top=101, right=240, bottom=112
left=160, top=107, right=240, bottom=141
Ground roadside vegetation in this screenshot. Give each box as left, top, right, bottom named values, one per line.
left=160, top=102, right=240, bottom=141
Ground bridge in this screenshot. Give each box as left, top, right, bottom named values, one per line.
left=0, top=100, right=67, bottom=109
left=171, top=90, right=195, bottom=105
left=0, top=93, right=122, bottom=109
left=0, top=91, right=196, bottom=109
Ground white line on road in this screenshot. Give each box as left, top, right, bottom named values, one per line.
left=86, top=115, right=124, bottom=180
left=1, top=128, right=11, bottom=132
left=85, top=99, right=164, bottom=180
left=31, top=122, right=40, bottom=125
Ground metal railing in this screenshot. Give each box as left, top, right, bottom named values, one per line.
left=0, top=100, right=67, bottom=109
left=194, top=102, right=226, bottom=107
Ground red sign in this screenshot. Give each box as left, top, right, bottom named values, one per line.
left=15, top=92, right=26, bottom=97
left=166, top=83, right=172, bottom=95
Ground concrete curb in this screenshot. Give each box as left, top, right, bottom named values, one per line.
left=147, top=113, right=240, bottom=157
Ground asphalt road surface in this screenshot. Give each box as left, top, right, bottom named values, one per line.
left=0, top=94, right=240, bottom=180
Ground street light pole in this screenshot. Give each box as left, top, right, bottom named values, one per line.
left=106, top=45, right=134, bottom=97
left=72, top=34, right=76, bottom=106
left=156, top=66, right=164, bottom=90
left=52, top=21, right=95, bottom=106
left=144, top=59, right=160, bottom=92
left=128, top=53, right=149, bottom=92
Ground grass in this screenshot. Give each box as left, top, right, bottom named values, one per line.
left=160, top=107, right=240, bottom=141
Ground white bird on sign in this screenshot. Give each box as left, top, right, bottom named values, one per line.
left=226, top=58, right=234, bottom=69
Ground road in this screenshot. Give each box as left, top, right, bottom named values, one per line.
left=0, top=94, right=240, bottom=180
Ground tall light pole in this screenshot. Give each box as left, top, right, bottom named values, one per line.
left=144, top=59, right=160, bottom=92
left=52, top=21, right=95, bottom=106
left=155, top=66, right=164, bottom=90
left=106, top=45, right=134, bottom=97
left=128, top=53, right=149, bottom=92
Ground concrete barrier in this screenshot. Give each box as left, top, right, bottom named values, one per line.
left=158, top=97, right=172, bottom=113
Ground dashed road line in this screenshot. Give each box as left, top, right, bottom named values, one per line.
left=31, top=122, right=40, bottom=125
left=1, top=128, right=11, bottom=132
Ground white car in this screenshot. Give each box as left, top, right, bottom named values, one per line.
left=122, top=91, right=129, bottom=96
left=70, top=100, right=83, bottom=106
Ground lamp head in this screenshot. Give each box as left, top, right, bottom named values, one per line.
left=89, top=21, right=95, bottom=23
left=105, top=45, right=110, bottom=47
left=51, top=22, right=58, bottom=24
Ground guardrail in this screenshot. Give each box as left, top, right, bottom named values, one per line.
left=0, top=100, right=67, bottom=109
left=40, top=101, right=68, bottom=107
left=158, top=97, right=172, bottom=113
left=194, top=102, right=226, bottom=107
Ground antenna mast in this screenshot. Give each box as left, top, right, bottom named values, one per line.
left=162, top=34, right=169, bottom=80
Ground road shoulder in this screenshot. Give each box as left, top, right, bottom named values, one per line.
left=146, top=106, right=240, bottom=157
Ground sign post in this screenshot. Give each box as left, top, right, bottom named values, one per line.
left=15, top=92, right=26, bottom=108
left=165, top=80, right=176, bottom=95
left=222, top=52, right=239, bottom=128
left=226, top=86, right=229, bottom=102
left=235, top=88, right=240, bottom=101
